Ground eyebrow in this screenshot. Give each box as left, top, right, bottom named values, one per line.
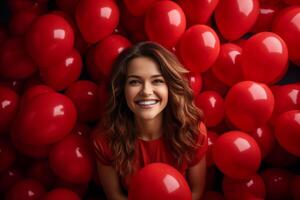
left=127, top=74, right=163, bottom=79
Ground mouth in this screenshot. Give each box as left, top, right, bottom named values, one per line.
left=135, top=99, right=160, bottom=107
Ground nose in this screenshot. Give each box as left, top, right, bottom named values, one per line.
left=140, top=82, right=153, bottom=96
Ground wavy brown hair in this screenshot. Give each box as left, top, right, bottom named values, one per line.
left=96, top=41, right=204, bottom=176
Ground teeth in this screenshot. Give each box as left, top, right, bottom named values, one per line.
left=137, top=100, right=158, bottom=106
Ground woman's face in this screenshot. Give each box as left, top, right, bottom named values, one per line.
left=125, top=56, right=168, bottom=122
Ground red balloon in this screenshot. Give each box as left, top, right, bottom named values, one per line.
left=76, top=0, right=119, bottom=43
left=13, top=92, right=77, bottom=145
left=0, top=38, right=37, bottom=79
left=272, top=6, right=300, bottom=66
left=0, top=140, right=16, bottom=172
left=49, top=135, right=94, bottom=184
left=128, top=163, right=192, bottom=200
left=120, top=4, right=147, bottom=42
left=271, top=84, right=300, bottom=123
left=0, top=167, right=23, bottom=193
left=292, top=175, right=300, bottom=200
left=124, top=0, right=159, bottom=16
left=11, top=127, right=52, bottom=158
left=27, top=160, right=56, bottom=188
left=195, top=91, right=225, bottom=127
left=178, top=0, right=219, bottom=25
left=21, top=85, right=54, bottom=107
left=40, top=49, right=82, bottom=91
left=26, top=14, right=74, bottom=68
left=222, top=175, right=266, bottom=200
left=9, top=11, right=37, bottom=36
left=274, top=110, right=300, bottom=156
left=178, top=25, right=220, bottom=73
left=282, top=0, right=300, bottom=5
left=66, top=80, right=100, bottom=122
left=260, top=168, right=293, bottom=200
left=145, top=1, right=186, bottom=49
left=6, top=179, right=46, bottom=200
left=242, top=32, right=288, bottom=84
left=212, top=131, right=261, bottom=179
left=92, top=34, right=131, bottom=79
left=214, top=0, right=259, bottom=41
left=206, top=131, right=219, bottom=167
left=202, top=69, right=229, bottom=96
left=42, top=188, right=80, bottom=200
left=0, top=86, right=19, bottom=134
left=250, top=125, right=276, bottom=158
left=187, top=73, right=202, bottom=96
left=225, top=81, right=274, bottom=132
left=251, top=4, right=280, bottom=33
left=211, top=43, right=243, bottom=86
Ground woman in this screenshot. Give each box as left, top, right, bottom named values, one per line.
left=93, top=41, right=207, bottom=200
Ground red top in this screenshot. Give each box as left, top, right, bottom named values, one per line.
left=93, top=123, right=208, bottom=189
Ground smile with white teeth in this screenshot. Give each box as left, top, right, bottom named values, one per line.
left=136, top=100, right=159, bottom=106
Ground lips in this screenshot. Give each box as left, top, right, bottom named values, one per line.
left=135, top=99, right=160, bottom=106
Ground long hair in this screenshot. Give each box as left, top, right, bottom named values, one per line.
left=97, top=41, right=203, bottom=176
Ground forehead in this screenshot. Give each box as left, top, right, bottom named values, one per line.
left=126, top=56, right=162, bottom=77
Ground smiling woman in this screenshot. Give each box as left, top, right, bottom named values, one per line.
left=92, top=41, right=208, bottom=200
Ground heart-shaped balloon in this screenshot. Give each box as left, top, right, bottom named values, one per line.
left=76, top=0, right=119, bottom=43
left=215, top=0, right=259, bottom=41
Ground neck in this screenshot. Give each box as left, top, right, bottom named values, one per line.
left=135, top=115, right=164, bottom=141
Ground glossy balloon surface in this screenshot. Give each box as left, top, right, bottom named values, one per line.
left=225, top=81, right=274, bottom=132
left=49, top=135, right=94, bottom=184
left=215, top=0, right=259, bottom=40
left=13, top=92, right=77, bottom=145
left=273, top=7, right=300, bottom=65
left=195, top=91, right=224, bottom=127
left=212, top=43, right=243, bottom=86
left=76, top=0, right=119, bottom=43
left=128, top=163, right=192, bottom=200
left=242, top=32, right=288, bottom=84
left=145, top=1, right=186, bottom=49
left=26, top=14, right=74, bottom=67
left=274, top=110, right=300, bottom=156
left=178, top=25, right=220, bottom=73
left=40, top=49, right=82, bottom=91
left=212, top=131, right=261, bottom=179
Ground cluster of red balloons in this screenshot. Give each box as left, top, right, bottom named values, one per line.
left=0, top=0, right=300, bottom=199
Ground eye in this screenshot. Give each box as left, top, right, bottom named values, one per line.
left=153, top=79, right=165, bottom=84
left=128, top=80, right=141, bottom=85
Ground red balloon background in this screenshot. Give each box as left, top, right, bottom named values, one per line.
left=0, top=0, right=300, bottom=199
